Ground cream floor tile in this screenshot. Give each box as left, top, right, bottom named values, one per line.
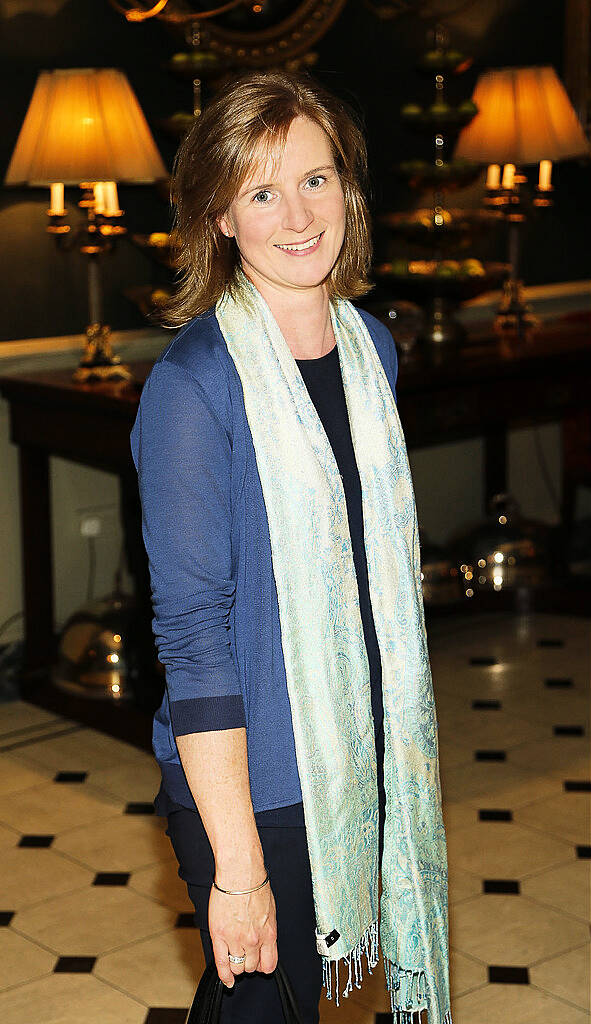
left=0, top=846, right=93, bottom=909
left=522, top=859, right=591, bottom=922
left=451, top=979, right=591, bottom=1024
left=129, top=860, right=194, bottom=912
left=15, top=728, right=147, bottom=773
left=449, top=948, right=487, bottom=997
left=0, top=974, right=146, bottom=1024
left=0, top=929, right=55, bottom=990
left=445, top=820, right=573, bottom=878
left=0, top=753, right=53, bottom=797
left=0, top=701, right=63, bottom=735
left=0, top=822, right=20, bottom=849
left=441, top=759, right=562, bottom=807
left=441, top=801, right=479, bottom=833
left=434, top=667, right=540, bottom=700
left=96, top=928, right=204, bottom=1006
left=530, top=942, right=591, bottom=1012
left=508, top=735, right=590, bottom=779
left=438, top=709, right=549, bottom=750
left=434, top=741, right=473, bottom=768
left=53, top=813, right=172, bottom=871
left=0, top=781, right=124, bottom=835
left=514, top=790, right=590, bottom=844
left=447, top=865, right=483, bottom=905
left=14, top=886, right=176, bottom=955
left=449, top=893, right=589, bottom=965
left=501, top=689, right=591, bottom=727
left=86, top=758, right=161, bottom=804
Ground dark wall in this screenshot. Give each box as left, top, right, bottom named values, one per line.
left=1, top=0, right=588, bottom=342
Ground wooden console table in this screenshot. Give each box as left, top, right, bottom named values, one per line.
left=1, top=313, right=589, bottom=677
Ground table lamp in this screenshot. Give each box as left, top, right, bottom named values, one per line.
left=4, top=68, right=168, bottom=381
left=454, top=66, right=590, bottom=336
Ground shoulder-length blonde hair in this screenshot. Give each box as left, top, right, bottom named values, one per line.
left=160, top=69, right=374, bottom=327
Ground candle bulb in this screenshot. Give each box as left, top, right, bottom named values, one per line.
left=501, top=163, right=515, bottom=189
left=102, top=181, right=120, bottom=215
left=49, top=182, right=65, bottom=216
left=538, top=159, right=552, bottom=190
left=93, top=182, right=106, bottom=214
left=486, top=164, right=501, bottom=189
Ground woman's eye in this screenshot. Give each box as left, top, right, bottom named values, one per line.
left=253, top=190, right=273, bottom=204
left=306, top=175, right=326, bottom=189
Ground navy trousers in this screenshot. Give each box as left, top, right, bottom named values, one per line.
left=164, top=803, right=385, bottom=1024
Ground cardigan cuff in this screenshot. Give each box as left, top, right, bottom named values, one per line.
left=170, top=694, right=247, bottom=736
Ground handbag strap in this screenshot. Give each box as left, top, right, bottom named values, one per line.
left=186, top=959, right=304, bottom=1024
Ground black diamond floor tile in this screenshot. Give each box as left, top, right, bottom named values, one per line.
left=554, top=725, right=585, bottom=736
left=475, top=750, right=506, bottom=761
left=576, top=845, right=591, bottom=858
left=18, top=834, right=54, bottom=848
left=545, top=677, right=573, bottom=688
left=145, top=1010, right=189, bottom=1024
left=564, top=780, right=591, bottom=792
left=472, top=699, right=501, bottom=709
left=54, top=956, right=96, bottom=973
left=54, top=770, right=88, bottom=783
left=93, top=872, right=130, bottom=886
left=483, top=879, right=520, bottom=894
left=537, top=639, right=564, bottom=648
left=0, top=911, right=15, bottom=925
left=176, top=912, right=197, bottom=928
left=488, top=965, right=529, bottom=984
left=125, top=802, right=156, bottom=815
left=469, top=657, right=498, bottom=666
left=479, top=809, right=513, bottom=821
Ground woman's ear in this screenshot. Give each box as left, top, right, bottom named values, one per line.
left=217, top=214, right=234, bottom=239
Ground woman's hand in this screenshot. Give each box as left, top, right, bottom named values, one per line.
left=208, top=877, right=278, bottom=987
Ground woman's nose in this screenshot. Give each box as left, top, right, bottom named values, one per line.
left=282, top=193, right=314, bottom=233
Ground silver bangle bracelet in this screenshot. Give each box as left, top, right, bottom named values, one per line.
left=213, top=868, right=270, bottom=895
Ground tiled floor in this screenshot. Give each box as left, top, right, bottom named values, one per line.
left=0, top=611, right=589, bottom=1023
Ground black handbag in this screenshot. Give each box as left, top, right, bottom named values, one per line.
left=185, top=959, right=304, bottom=1024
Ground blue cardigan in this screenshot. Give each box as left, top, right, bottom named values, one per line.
left=129, top=304, right=398, bottom=814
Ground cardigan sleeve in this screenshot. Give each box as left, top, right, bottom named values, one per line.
left=129, top=357, right=246, bottom=738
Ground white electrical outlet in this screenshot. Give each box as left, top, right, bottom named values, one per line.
left=80, top=515, right=102, bottom=538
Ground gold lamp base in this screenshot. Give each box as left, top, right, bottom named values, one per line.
left=72, top=322, right=134, bottom=383
left=493, top=278, right=540, bottom=339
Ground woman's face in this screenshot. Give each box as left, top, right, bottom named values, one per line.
left=218, top=116, right=346, bottom=297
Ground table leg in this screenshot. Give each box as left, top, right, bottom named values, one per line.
left=484, top=427, right=507, bottom=510
left=18, top=445, right=55, bottom=672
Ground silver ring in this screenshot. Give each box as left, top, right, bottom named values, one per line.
left=228, top=953, right=246, bottom=964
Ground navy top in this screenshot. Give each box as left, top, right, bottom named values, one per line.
left=154, top=340, right=385, bottom=827
left=130, top=304, right=398, bottom=817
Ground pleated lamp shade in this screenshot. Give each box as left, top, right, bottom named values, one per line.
left=454, top=66, right=590, bottom=165
left=5, top=68, right=168, bottom=186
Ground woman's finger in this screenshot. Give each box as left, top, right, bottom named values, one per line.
left=211, top=935, right=237, bottom=988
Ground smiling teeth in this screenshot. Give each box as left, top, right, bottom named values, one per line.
left=276, top=233, right=322, bottom=251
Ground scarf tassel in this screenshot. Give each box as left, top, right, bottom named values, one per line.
left=322, top=925, right=454, bottom=1022
left=385, top=959, right=454, bottom=1022
left=322, top=918, right=380, bottom=1007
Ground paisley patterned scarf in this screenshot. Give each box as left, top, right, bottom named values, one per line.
left=216, top=270, right=453, bottom=1024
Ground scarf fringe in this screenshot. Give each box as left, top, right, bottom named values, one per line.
left=321, top=918, right=380, bottom=1007
left=385, top=960, right=454, bottom=1023
left=322, top=928, right=455, bottom=1023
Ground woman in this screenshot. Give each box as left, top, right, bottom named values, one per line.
left=130, top=69, right=453, bottom=1024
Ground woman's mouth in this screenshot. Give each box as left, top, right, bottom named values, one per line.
left=274, top=231, right=324, bottom=255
